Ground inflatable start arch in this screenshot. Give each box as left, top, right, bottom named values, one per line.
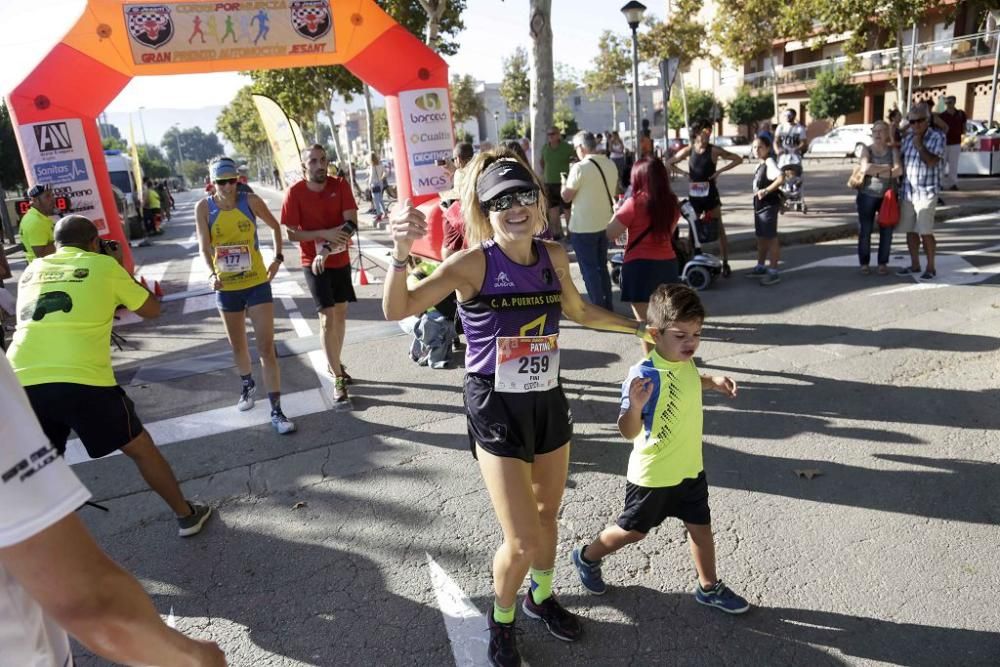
left=6, top=0, right=454, bottom=269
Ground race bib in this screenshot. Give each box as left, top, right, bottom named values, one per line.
left=216, top=245, right=252, bottom=273
left=495, top=335, right=560, bottom=393
left=689, top=181, right=711, bottom=198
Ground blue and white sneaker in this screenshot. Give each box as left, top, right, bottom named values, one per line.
left=237, top=382, right=256, bottom=412
left=570, top=547, right=606, bottom=595
left=270, top=409, right=296, bottom=435
left=745, top=264, right=767, bottom=278
left=694, top=580, right=750, bottom=614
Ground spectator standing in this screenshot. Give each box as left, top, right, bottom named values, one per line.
left=896, top=103, right=945, bottom=280
left=605, top=158, right=681, bottom=353
left=541, top=127, right=574, bottom=240
left=281, top=144, right=359, bottom=408
left=19, top=184, right=56, bottom=262
left=561, top=131, right=619, bottom=310
left=855, top=121, right=901, bottom=275
left=369, top=152, right=388, bottom=225
left=887, top=109, right=903, bottom=147
left=608, top=131, right=627, bottom=189
left=0, top=355, right=227, bottom=667
left=747, top=136, right=785, bottom=286
left=775, top=109, right=807, bottom=167
left=938, top=95, right=966, bottom=191
left=441, top=142, right=476, bottom=258
left=141, top=178, right=162, bottom=236
left=7, top=215, right=213, bottom=536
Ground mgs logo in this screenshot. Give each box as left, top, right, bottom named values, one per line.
left=291, top=1, right=332, bottom=41
left=415, top=93, right=442, bottom=112
left=33, top=122, right=72, bottom=153
left=124, top=5, right=174, bottom=50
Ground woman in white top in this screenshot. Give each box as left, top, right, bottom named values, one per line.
left=369, top=152, right=387, bottom=224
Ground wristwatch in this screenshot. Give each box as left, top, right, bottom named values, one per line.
left=274, top=253, right=284, bottom=263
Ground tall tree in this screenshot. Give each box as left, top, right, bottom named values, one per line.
left=450, top=74, right=484, bottom=134
left=380, top=0, right=466, bottom=55
left=216, top=85, right=269, bottom=160
left=245, top=66, right=363, bottom=141
left=727, top=86, right=775, bottom=137
left=528, top=1, right=553, bottom=172
left=808, top=70, right=864, bottom=124
left=667, top=87, right=721, bottom=132
left=136, top=145, right=171, bottom=179
left=501, top=46, right=532, bottom=123
left=583, top=31, right=630, bottom=130
left=161, top=126, right=224, bottom=165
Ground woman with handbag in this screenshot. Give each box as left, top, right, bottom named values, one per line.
left=605, top=158, right=680, bottom=354
left=855, top=121, right=901, bottom=275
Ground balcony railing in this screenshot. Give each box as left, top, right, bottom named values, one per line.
left=742, top=30, right=997, bottom=90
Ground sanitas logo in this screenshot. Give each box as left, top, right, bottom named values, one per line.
left=493, top=271, right=515, bottom=288
left=415, top=93, right=441, bottom=111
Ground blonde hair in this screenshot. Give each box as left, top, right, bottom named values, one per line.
left=871, top=120, right=890, bottom=141
left=459, top=147, right=548, bottom=246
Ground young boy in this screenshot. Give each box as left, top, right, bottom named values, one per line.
left=570, top=284, right=750, bottom=613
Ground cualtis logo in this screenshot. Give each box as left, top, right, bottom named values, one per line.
left=415, top=93, right=441, bottom=111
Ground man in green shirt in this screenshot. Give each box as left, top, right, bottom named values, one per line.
left=540, top=127, right=574, bottom=239
left=19, top=184, right=56, bottom=263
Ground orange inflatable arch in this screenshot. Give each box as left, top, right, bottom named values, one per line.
left=7, top=0, right=453, bottom=270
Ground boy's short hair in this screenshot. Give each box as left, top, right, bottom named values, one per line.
left=646, top=284, right=706, bottom=329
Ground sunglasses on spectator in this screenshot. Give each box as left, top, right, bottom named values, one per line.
left=483, top=189, right=539, bottom=212
left=215, top=178, right=238, bottom=185
left=907, top=117, right=927, bottom=123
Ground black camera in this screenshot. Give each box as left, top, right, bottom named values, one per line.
left=99, top=239, right=120, bottom=255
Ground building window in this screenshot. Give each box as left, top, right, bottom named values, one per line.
left=574, top=96, right=581, bottom=107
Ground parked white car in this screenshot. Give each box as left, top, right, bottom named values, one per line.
left=714, top=136, right=755, bottom=158
left=805, top=124, right=874, bottom=158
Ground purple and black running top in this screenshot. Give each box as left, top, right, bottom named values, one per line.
left=459, top=239, right=562, bottom=375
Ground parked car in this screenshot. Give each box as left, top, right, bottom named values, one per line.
left=657, top=136, right=689, bottom=157
left=713, top=135, right=754, bottom=158
left=805, top=124, right=874, bottom=158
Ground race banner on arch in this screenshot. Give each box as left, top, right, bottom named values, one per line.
left=123, top=1, right=337, bottom=66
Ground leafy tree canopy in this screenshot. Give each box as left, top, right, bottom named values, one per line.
left=217, top=85, right=269, bottom=159
left=638, top=3, right=706, bottom=70
left=137, top=145, right=171, bottom=179
left=500, top=46, right=531, bottom=115
left=727, top=86, right=775, bottom=133
left=667, top=87, right=722, bottom=130
left=449, top=74, right=484, bottom=126
left=381, top=0, right=467, bottom=55
left=161, top=126, right=224, bottom=165
left=583, top=30, right=630, bottom=98
left=808, top=70, right=864, bottom=123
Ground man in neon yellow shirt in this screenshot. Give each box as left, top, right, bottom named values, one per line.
left=19, top=184, right=56, bottom=262
left=569, top=284, right=751, bottom=614
left=7, top=215, right=212, bottom=538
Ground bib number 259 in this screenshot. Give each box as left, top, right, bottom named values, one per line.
left=518, top=355, right=550, bottom=374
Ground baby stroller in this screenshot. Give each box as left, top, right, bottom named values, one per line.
left=609, top=199, right=722, bottom=291
left=777, top=154, right=807, bottom=213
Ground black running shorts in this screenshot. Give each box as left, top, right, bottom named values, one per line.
left=24, top=383, right=145, bottom=459
left=303, top=265, right=357, bottom=311
left=463, top=373, right=573, bottom=463
left=616, top=472, right=711, bottom=533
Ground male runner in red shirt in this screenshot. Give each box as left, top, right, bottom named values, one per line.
left=281, top=144, right=358, bottom=408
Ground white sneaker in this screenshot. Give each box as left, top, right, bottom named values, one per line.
left=237, top=383, right=256, bottom=411
left=270, top=410, right=296, bottom=434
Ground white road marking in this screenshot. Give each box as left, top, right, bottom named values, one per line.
left=426, top=554, right=493, bottom=667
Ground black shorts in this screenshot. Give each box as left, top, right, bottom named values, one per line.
left=463, top=373, right=573, bottom=463
left=545, top=183, right=568, bottom=212
left=303, top=265, right=357, bottom=310
left=24, top=383, right=145, bottom=459
left=688, top=188, right=721, bottom=215
left=616, top=472, right=711, bottom=533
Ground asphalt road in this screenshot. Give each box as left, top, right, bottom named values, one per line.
left=4, top=176, right=999, bottom=666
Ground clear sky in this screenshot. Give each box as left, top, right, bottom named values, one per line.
left=0, top=0, right=665, bottom=140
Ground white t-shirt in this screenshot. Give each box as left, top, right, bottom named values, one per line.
left=0, top=355, right=91, bottom=667
left=776, top=122, right=806, bottom=155
left=566, top=153, right=618, bottom=233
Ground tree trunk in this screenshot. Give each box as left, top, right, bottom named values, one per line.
left=417, top=0, right=447, bottom=49
left=896, top=25, right=905, bottom=111
left=363, top=84, right=376, bottom=156
left=611, top=87, right=618, bottom=129
left=769, top=52, right=780, bottom=121
left=324, top=104, right=346, bottom=164
left=528, top=0, right=553, bottom=173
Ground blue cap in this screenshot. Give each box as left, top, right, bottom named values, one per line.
left=210, top=157, right=239, bottom=181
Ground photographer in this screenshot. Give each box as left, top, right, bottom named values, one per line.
left=6, top=215, right=213, bottom=538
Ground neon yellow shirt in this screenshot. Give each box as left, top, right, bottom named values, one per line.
left=620, top=350, right=703, bottom=487
left=7, top=247, right=151, bottom=387
left=144, top=188, right=160, bottom=209
left=20, top=208, right=54, bottom=263
left=207, top=193, right=268, bottom=291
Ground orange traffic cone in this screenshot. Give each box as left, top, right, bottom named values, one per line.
left=354, top=265, right=370, bottom=286
left=154, top=281, right=163, bottom=299
left=140, top=276, right=148, bottom=289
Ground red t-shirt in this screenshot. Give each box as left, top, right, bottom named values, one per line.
left=616, top=194, right=677, bottom=262
left=940, top=109, right=967, bottom=145
left=281, top=176, right=357, bottom=269
left=442, top=201, right=467, bottom=253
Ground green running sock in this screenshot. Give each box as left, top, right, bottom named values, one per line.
left=529, top=567, right=554, bottom=604
left=493, top=600, right=515, bottom=624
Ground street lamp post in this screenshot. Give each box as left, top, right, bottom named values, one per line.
left=172, top=123, right=184, bottom=172
left=493, top=110, right=500, bottom=143
left=621, top=2, right=646, bottom=154
left=137, top=106, right=148, bottom=146
left=988, top=10, right=1000, bottom=129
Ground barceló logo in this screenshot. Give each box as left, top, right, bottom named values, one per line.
left=415, top=93, right=441, bottom=111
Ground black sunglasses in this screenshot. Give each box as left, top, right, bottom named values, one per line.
left=215, top=178, right=238, bottom=185
left=483, top=189, right=539, bottom=212
left=907, top=117, right=927, bottom=123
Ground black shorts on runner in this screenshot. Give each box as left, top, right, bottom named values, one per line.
left=688, top=187, right=721, bottom=215
left=24, top=383, right=145, bottom=459
left=545, top=183, right=568, bottom=212
left=302, top=265, right=357, bottom=310
left=463, top=373, right=573, bottom=463
left=616, top=472, right=711, bottom=533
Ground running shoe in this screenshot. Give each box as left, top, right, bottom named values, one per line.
left=326, top=364, right=353, bottom=385
left=760, top=271, right=781, bottom=286
left=570, top=547, right=606, bottom=595
left=333, top=375, right=352, bottom=410
left=745, top=264, right=767, bottom=278
left=177, top=503, right=212, bottom=537
left=896, top=266, right=921, bottom=276
left=521, top=591, right=582, bottom=642
left=237, top=382, right=256, bottom=412
left=920, top=270, right=936, bottom=280
left=694, top=580, right=750, bottom=614
left=271, top=410, right=297, bottom=435
left=487, top=615, right=521, bottom=667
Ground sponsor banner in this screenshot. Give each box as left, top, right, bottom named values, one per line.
left=19, top=119, right=108, bottom=234
left=252, top=94, right=306, bottom=189
left=123, top=1, right=336, bottom=66
left=399, top=88, right=455, bottom=196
